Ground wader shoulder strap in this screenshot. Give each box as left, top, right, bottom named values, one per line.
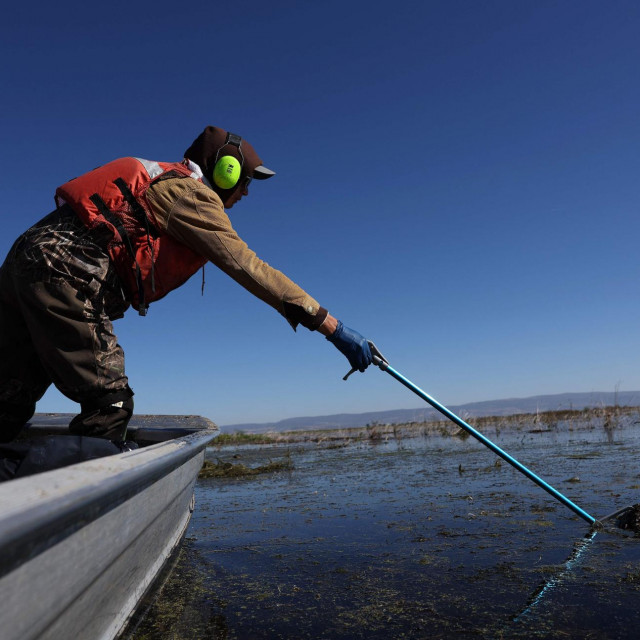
left=89, top=193, right=148, bottom=316
left=113, top=178, right=160, bottom=239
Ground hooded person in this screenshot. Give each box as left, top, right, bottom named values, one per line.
left=183, top=125, right=275, bottom=207
left=0, top=125, right=372, bottom=447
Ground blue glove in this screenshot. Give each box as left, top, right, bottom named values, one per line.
left=327, top=321, right=372, bottom=372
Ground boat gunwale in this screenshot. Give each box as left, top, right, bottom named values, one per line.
left=0, top=427, right=217, bottom=580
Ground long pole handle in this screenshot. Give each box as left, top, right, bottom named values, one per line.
left=371, top=354, right=596, bottom=525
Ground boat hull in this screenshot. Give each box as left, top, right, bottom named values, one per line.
left=0, top=416, right=217, bottom=640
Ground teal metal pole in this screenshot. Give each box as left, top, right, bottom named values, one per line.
left=371, top=355, right=596, bottom=525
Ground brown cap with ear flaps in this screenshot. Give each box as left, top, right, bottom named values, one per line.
left=184, top=126, right=275, bottom=188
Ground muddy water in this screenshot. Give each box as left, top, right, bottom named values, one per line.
left=132, top=419, right=640, bottom=639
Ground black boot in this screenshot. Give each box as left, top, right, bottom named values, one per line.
left=69, top=389, right=134, bottom=441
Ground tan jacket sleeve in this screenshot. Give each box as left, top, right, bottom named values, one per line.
left=145, top=177, right=328, bottom=331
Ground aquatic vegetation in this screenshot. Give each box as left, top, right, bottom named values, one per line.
left=198, top=455, right=293, bottom=478
left=620, top=565, right=640, bottom=587
left=213, top=431, right=277, bottom=446
left=567, top=451, right=602, bottom=459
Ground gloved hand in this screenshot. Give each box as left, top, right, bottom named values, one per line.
left=326, top=321, right=372, bottom=372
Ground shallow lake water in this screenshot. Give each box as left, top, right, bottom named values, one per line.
left=132, top=418, right=640, bottom=639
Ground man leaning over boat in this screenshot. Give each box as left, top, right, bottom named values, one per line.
left=0, top=125, right=372, bottom=444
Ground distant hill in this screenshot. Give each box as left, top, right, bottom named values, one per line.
left=221, top=391, right=640, bottom=433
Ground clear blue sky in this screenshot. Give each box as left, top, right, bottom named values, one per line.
left=2, top=1, right=639, bottom=426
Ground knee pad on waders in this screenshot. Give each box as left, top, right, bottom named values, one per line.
left=69, top=387, right=134, bottom=441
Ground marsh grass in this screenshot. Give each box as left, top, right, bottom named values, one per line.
left=198, top=454, right=293, bottom=478
left=214, top=405, right=640, bottom=447
left=213, top=432, right=277, bottom=446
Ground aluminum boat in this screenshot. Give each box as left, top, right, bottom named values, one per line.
left=0, top=414, right=217, bottom=640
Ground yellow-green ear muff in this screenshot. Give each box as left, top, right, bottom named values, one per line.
left=213, top=155, right=241, bottom=189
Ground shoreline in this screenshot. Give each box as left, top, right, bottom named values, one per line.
left=212, top=404, right=640, bottom=447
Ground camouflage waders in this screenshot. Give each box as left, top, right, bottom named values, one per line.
left=0, top=205, right=134, bottom=442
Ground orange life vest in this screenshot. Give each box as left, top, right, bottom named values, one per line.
left=56, top=157, right=208, bottom=315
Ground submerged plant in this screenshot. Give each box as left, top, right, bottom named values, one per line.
left=199, top=454, right=293, bottom=479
